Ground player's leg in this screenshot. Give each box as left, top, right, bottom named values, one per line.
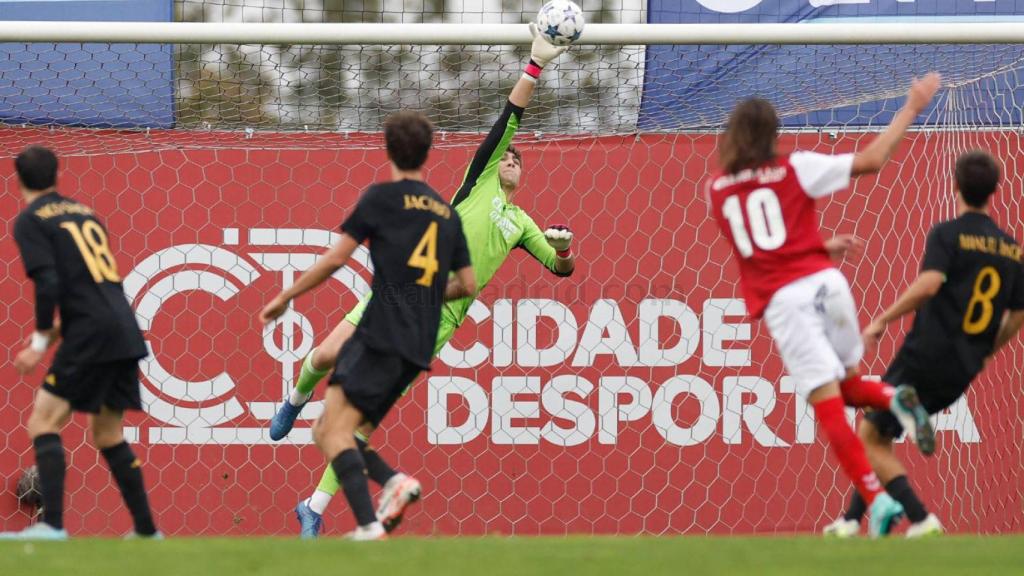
left=765, top=270, right=901, bottom=537
left=314, top=385, right=384, bottom=540
left=270, top=316, right=357, bottom=441
left=373, top=320, right=454, bottom=531
left=88, top=360, right=159, bottom=537
left=295, top=319, right=453, bottom=535
left=861, top=410, right=943, bottom=537
left=89, top=407, right=159, bottom=537
left=0, top=387, right=73, bottom=539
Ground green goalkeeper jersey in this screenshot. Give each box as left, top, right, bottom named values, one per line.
left=441, top=100, right=568, bottom=328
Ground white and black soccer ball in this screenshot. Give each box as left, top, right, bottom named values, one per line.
left=16, top=465, right=42, bottom=508
left=535, top=0, right=585, bottom=46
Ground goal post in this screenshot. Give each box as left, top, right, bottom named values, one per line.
left=2, top=22, right=1024, bottom=44
left=0, top=19, right=1022, bottom=536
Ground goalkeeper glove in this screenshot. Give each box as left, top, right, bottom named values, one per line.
left=527, top=22, right=567, bottom=69
left=544, top=225, right=573, bottom=255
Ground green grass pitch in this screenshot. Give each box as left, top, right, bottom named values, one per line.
left=2, top=535, right=1022, bottom=576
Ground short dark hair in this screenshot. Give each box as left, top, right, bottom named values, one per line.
left=956, top=150, right=1000, bottom=208
left=506, top=145, right=523, bottom=170
left=383, top=111, right=434, bottom=171
left=15, top=146, right=58, bottom=191
left=719, top=98, right=779, bottom=175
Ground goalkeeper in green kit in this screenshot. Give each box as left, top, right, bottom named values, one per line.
left=269, top=26, right=577, bottom=538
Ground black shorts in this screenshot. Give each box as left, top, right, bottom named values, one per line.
left=866, top=356, right=972, bottom=439
left=43, top=358, right=142, bottom=414
left=328, top=336, right=422, bottom=426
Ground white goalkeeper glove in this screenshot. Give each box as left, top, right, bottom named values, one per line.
left=544, top=225, right=573, bottom=254
left=528, top=22, right=568, bottom=69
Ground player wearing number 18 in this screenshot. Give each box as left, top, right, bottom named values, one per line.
left=2, top=146, right=158, bottom=540
left=706, top=73, right=941, bottom=538
left=259, top=111, right=475, bottom=541
left=825, top=150, right=1024, bottom=539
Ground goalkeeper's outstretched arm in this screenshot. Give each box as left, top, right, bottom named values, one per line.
left=451, top=27, right=566, bottom=207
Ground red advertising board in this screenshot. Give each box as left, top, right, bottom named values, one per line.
left=0, top=129, right=1020, bottom=536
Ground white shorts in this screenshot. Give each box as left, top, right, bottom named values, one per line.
left=763, top=268, right=863, bottom=398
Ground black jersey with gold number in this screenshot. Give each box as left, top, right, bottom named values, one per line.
left=341, top=180, right=471, bottom=369
left=895, top=212, right=1024, bottom=384
left=13, top=192, right=147, bottom=363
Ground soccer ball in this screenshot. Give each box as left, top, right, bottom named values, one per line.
left=16, top=465, right=42, bottom=508
left=536, top=0, right=585, bottom=46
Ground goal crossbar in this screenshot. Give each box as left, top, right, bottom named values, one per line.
left=1, top=22, right=1024, bottom=45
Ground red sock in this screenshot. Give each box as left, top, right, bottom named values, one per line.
left=814, top=396, right=882, bottom=505
left=839, top=375, right=894, bottom=410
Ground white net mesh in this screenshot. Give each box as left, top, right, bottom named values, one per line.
left=0, top=1, right=1022, bottom=537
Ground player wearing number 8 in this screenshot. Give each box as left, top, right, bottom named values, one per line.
left=826, top=150, right=1024, bottom=538
left=706, top=73, right=942, bottom=538
left=3, top=146, right=158, bottom=540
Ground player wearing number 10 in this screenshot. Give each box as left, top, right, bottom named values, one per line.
left=2, top=146, right=158, bottom=540
left=824, top=150, right=1024, bottom=538
left=706, top=73, right=941, bottom=537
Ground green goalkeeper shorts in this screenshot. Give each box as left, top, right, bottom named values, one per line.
left=343, top=290, right=459, bottom=363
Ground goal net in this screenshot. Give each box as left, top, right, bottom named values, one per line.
left=0, top=0, right=1022, bottom=537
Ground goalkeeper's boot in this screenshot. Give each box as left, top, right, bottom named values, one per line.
left=890, top=385, right=935, bottom=456
left=376, top=474, right=421, bottom=533
left=868, top=493, right=904, bottom=538
left=822, top=517, right=859, bottom=538
left=295, top=499, right=323, bottom=539
left=906, top=514, right=944, bottom=539
left=0, top=523, right=68, bottom=541
left=346, top=522, right=387, bottom=541
left=269, top=398, right=307, bottom=441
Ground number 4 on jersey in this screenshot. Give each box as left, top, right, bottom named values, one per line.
left=408, top=221, right=439, bottom=287
left=722, top=188, right=787, bottom=257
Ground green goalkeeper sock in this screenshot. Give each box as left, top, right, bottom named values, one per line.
left=290, top=349, right=331, bottom=405
left=315, top=464, right=341, bottom=497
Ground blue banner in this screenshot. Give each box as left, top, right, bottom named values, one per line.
left=0, top=0, right=173, bottom=128
left=639, top=1, right=1024, bottom=130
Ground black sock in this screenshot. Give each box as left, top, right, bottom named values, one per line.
left=843, top=490, right=867, bottom=522
left=356, top=437, right=398, bottom=487
left=886, top=475, right=928, bottom=524
left=101, top=442, right=157, bottom=536
left=33, top=434, right=65, bottom=530
left=330, top=448, right=377, bottom=527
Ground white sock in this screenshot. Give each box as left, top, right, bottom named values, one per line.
left=306, top=491, right=332, bottom=515
left=289, top=389, right=312, bottom=407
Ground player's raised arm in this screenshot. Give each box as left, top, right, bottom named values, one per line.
left=851, top=72, right=941, bottom=176
left=450, top=27, right=566, bottom=207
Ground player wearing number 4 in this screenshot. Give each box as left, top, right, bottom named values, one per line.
left=2, top=147, right=159, bottom=540
left=823, top=150, right=1024, bottom=538
left=706, top=73, right=942, bottom=538
left=260, top=111, right=476, bottom=541
left=265, top=27, right=576, bottom=538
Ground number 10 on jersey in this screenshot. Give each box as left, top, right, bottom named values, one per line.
left=722, top=188, right=787, bottom=257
